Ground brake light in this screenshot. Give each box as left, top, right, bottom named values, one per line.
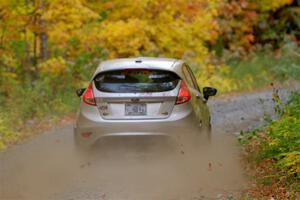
left=83, top=82, right=96, bottom=106
left=175, top=81, right=191, bottom=105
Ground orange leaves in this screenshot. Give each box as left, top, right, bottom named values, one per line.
left=216, top=0, right=259, bottom=52
left=215, top=0, right=297, bottom=53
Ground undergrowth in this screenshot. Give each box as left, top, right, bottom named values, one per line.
left=223, top=41, right=300, bottom=91
left=240, top=92, right=300, bottom=199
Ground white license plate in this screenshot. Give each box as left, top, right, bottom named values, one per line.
left=125, top=103, right=147, bottom=116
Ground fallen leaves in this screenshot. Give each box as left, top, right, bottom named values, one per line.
left=242, top=135, right=300, bottom=199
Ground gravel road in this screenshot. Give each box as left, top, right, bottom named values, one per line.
left=1, top=85, right=299, bottom=200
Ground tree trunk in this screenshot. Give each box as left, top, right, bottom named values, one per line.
left=39, top=0, right=48, bottom=60
left=39, top=31, right=48, bottom=60
left=33, top=32, right=38, bottom=66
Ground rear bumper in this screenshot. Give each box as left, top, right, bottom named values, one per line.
left=74, top=112, right=203, bottom=147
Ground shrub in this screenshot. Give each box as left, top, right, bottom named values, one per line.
left=262, top=92, right=300, bottom=177
left=241, top=92, right=300, bottom=198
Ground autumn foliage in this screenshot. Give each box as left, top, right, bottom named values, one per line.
left=0, top=1, right=299, bottom=198
left=0, top=0, right=299, bottom=143
left=0, top=0, right=298, bottom=91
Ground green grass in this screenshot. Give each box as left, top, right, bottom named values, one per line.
left=0, top=75, right=81, bottom=150
left=262, top=92, right=300, bottom=178
left=224, top=41, right=300, bottom=91
left=194, top=41, right=300, bottom=94
left=0, top=52, right=100, bottom=150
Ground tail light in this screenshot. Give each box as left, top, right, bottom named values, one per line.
left=175, top=80, right=191, bottom=105
left=83, top=82, right=96, bottom=106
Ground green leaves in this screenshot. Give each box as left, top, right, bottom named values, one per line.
left=278, top=151, right=300, bottom=177
left=262, top=92, right=300, bottom=177
left=253, top=0, right=292, bottom=12
left=242, top=92, right=300, bottom=198
left=0, top=113, right=16, bottom=151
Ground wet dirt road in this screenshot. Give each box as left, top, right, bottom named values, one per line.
left=0, top=87, right=299, bottom=200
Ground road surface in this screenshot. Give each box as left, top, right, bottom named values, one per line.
left=1, top=86, right=299, bottom=200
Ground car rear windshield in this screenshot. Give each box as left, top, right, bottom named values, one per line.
left=94, top=69, right=180, bottom=93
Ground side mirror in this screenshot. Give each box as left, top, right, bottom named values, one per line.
left=203, top=87, right=217, bottom=100
left=76, top=88, right=86, bottom=97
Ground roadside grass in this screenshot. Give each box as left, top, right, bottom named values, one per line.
left=0, top=73, right=82, bottom=151
left=221, top=41, right=300, bottom=92
left=194, top=42, right=300, bottom=95
left=239, top=92, right=300, bottom=199
left=0, top=53, right=101, bottom=150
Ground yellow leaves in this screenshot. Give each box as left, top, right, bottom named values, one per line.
left=253, top=0, right=293, bottom=11
left=279, top=151, right=300, bottom=175
left=154, top=13, right=213, bottom=59
left=49, top=98, right=70, bottom=114
left=1, top=54, right=18, bottom=69
left=45, top=0, right=98, bottom=24
left=196, top=64, right=239, bottom=92
left=0, top=0, right=219, bottom=66
left=38, top=57, right=68, bottom=76
left=269, top=139, right=280, bottom=146
left=12, top=2, right=35, bottom=15
left=99, top=19, right=154, bottom=58
left=44, top=0, right=99, bottom=47
left=104, top=0, right=149, bottom=21
left=94, top=0, right=218, bottom=63
left=0, top=114, right=16, bottom=151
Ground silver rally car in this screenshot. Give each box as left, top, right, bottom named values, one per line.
left=74, top=57, right=217, bottom=147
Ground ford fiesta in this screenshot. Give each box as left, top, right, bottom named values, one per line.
left=74, top=57, right=217, bottom=148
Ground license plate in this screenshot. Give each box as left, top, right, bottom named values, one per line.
left=125, top=103, right=147, bottom=116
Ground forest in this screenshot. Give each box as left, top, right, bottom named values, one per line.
left=0, top=0, right=300, bottom=198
